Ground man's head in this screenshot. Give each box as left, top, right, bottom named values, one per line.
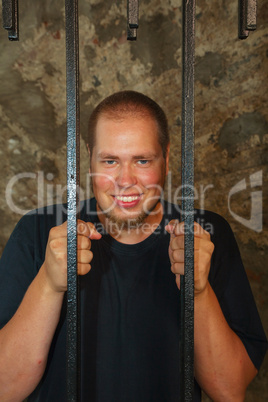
left=88, top=90, right=169, bottom=159
left=88, top=91, right=170, bottom=236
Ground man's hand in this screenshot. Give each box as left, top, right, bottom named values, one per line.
left=43, top=220, right=102, bottom=293
left=165, top=220, right=214, bottom=296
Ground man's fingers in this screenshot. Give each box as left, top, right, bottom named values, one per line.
left=77, top=220, right=102, bottom=240
left=77, top=249, right=93, bottom=264
left=171, top=262, right=184, bottom=275
left=77, top=235, right=91, bottom=250
left=175, top=274, right=181, bottom=290
left=77, top=262, right=92, bottom=276
left=170, top=249, right=184, bottom=263
left=165, top=219, right=180, bottom=237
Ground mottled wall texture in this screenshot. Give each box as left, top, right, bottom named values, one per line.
left=0, top=0, right=267, bottom=400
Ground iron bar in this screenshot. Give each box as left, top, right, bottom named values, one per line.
left=246, top=0, right=257, bottom=30
left=239, top=0, right=257, bottom=39
left=65, top=0, right=80, bottom=400
left=180, top=0, right=195, bottom=400
left=2, top=0, right=19, bottom=40
left=127, top=0, right=139, bottom=40
left=239, top=0, right=249, bottom=39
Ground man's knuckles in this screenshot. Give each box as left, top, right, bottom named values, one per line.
left=49, top=238, right=66, bottom=252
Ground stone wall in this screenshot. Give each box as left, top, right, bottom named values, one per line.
left=0, top=0, right=267, bottom=400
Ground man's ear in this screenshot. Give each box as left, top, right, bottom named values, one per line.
left=165, top=143, right=170, bottom=175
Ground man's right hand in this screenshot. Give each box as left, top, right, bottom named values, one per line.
left=43, top=220, right=102, bottom=293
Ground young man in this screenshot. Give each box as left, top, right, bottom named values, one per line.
left=0, top=91, right=267, bottom=401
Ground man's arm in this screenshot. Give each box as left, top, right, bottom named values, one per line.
left=194, top=282, right=257, bottom=401
left=166, top=221, right=257, bottom=401
left=0, top=220, right=101, bottom=401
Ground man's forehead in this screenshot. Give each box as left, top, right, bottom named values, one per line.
left=98, top=112, right=150, bottom=123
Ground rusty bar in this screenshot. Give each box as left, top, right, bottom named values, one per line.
left=180, top=0, right=195, bottom=400
left=2, top=0, right=19, bottom=41
left=65, top=0, right=80, bottom=400
left=246, top=0, right=257, bottom=30
left=127, top=0, right=139, bottom=40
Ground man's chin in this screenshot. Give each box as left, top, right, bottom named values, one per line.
left=104, top=211, right=148, bottom=231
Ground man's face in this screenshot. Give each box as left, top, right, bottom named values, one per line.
left=90, top=114, right=169, bottom=230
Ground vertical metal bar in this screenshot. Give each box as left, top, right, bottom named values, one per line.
left=65, top=0, right=80, bottom=400
left=180, top=0, right=195, bottom=400
left=246, top=0, right=257, bottom=30
left=238, top=0, right=257, bottom=39
left=127, top=0, right=139, bottom=41
left=239, top=0, right=249, bottom=39
left=2, top=0, right=19, bottom=40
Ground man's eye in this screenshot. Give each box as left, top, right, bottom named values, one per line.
left=137, top=160, right=149, bottom=165
left=104, top=160, right=116, bottom=165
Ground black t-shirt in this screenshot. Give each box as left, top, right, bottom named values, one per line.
left=0, top=198, right=267, bottom=401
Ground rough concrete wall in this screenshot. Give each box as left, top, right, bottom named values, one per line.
left=0, top=0, right=267, bottom=400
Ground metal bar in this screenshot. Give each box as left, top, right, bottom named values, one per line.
left=65, top=0, right=80, bottom=400
left=180, top=0, right=195, bottom=400
left=2, top=0, right=13, bottom=29
left=246, top=0, right=257, bottom=30
left=128, top=0, right=139, bottom=28
left=239, top=0, right=249, bottom=39
left=2, top=0, right=19, bottom=41
left=127, top=0, right=139, bottom=40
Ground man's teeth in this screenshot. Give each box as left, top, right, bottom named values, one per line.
left=115, top=195, right=139, bottom=202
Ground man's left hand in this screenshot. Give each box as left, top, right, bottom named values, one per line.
left=165, top=221, right=214, bottom=296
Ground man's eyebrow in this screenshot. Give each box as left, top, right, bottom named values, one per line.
left=133, top=153, right=158, bottom=159
left=98, top=153, right=118, bottom=159
left=97, top=152, right=159, bottom=159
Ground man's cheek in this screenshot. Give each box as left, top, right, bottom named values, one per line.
left=93, top=175, right=115, bottom=191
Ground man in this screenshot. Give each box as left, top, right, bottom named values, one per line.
left=0, top=91, right=267, bottom=401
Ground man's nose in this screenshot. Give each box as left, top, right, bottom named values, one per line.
left=116, top=164, right=137, bottom=188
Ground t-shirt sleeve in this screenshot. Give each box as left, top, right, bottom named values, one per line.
left=0, top=214, right=43, bottom=329
left=207, top=212, right=267, bottom=371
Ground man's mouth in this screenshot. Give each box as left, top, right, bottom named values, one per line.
left=114, top=195, right=139, bottom=202
left=113, top=194, right=142, bottom=208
